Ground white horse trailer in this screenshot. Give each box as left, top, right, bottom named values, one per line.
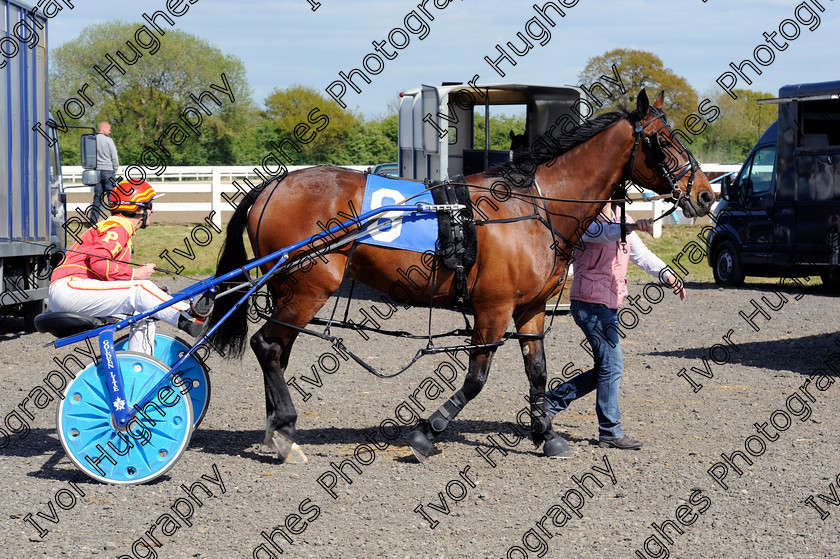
left=398, top=82, right=585, bottom=182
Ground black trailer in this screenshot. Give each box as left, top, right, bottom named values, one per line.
left=708, top=80, right=840, bottom=286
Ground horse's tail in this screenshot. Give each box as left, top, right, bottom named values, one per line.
left=205, top=186, right=262, bottom=359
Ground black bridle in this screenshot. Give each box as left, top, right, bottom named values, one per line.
left=626, top=107, right=703, bottom=218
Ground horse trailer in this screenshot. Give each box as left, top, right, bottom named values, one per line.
left=398, top=82, right=585, bottom=182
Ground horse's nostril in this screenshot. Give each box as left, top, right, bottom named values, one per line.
left=699, top=191, right=714, bottom=208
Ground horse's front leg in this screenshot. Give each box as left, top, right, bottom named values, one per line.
left=518, top=335, right=573, bottom=458
left=250, top=325, right=308, bottom=463
left=516, top=310, right=572, bottom=458
left=405, top=310, right=508, bottom=461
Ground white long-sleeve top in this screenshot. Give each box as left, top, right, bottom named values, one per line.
left=579, top=221, right=675, bottom=283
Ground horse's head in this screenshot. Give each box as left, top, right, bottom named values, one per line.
left=627, top=90, right=715, bottom=218
left=510, top=130, right=528, bottom=151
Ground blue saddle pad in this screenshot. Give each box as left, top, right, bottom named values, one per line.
left=358, top=174, right=437, bottom=253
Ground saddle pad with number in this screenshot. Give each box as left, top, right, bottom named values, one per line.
left=358, top=174, right=437, bottom=252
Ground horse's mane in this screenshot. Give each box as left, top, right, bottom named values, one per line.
left=487, top=107, right=637, bottom=184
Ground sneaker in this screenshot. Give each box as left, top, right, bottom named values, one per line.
left=190, top=292, right=215, bottom=318
left=598, top=435, right=643, bottom=450
left=177, top=313, right=205, bottom=337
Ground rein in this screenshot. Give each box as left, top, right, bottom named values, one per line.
left=442, top=182, right=679, bottom=205
left=230, top=108, right=702, bottom=378
left=21, top=240, right=180, bottom=276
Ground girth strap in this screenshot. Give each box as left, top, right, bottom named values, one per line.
left=430, top=177, right=475, bottom=305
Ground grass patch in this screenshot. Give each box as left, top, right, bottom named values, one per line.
left=625, top=225, right=712, bottom=283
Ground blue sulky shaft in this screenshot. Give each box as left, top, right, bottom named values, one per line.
left=128, top=252, right=290, bottom=416
left=49, top=202, right=451, bottom=414
left=52, top=203, right=439, bottom=349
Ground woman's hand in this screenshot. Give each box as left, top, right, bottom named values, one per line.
left=669, top=274, right=687, bottom=300
left=634, top=219, right=653, bottom=234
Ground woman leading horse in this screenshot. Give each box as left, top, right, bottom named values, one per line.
left=205, top=90, right=716, bottom=463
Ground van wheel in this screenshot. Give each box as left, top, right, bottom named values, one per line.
left=821, top=270, right=840, bottom=291
left=23, top=299, right=47, bottom=332
left=713, top=241, right=745, bottom=286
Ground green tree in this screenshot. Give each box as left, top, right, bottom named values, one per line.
left=263, top=85, right=357, bottom=163
left=473, top=113, right=526, bottom=150
left=578, top=48, right=697, bottom=126
left=316, top=114, right=397, bottom=165
left=694, top=88, right=776, bottom=163
left=50, top=21, right=254, bottom=166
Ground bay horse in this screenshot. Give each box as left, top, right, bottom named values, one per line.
left=205, top=90, right=715, bottom=463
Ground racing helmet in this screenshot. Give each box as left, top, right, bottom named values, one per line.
left=109, top=180, right=157, bottom=213
left=108, top=180, right=162, bottom=228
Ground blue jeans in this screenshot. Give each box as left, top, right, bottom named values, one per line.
left=93, top=170, right=116, bottom=221
left=545, top=300, right=625, bottom=440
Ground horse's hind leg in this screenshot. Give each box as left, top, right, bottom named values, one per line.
left=251, top=325, right=308, bottom=463
left=515, top=311, right=572, bottom=458
left=405, top=309, right=509, bottom=461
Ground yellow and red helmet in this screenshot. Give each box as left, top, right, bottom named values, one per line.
left=108, top=180, right=158, bottom=213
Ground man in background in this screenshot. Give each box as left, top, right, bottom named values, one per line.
left=94, top=121, right=120, bottom=220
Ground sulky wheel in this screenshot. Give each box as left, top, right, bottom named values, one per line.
left=56, top=351, right=193, bottom=485
left=115, top=333, right=211, bottom=429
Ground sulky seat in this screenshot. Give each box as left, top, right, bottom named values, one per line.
left=34, top=311, right=107, bottom=338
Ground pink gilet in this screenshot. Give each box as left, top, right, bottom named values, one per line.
left=569, top=217, right=634, bottom=309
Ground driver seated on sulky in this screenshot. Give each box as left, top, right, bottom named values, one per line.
left=49, top=180, right=204, bottom=354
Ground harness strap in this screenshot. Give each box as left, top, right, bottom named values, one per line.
left=475, top=179, right=575, bottom=258
left=448, top=181, right=677, bottom=205
left=257, top=311, right=525, bottom=378
left=476, top=215, right=540, bottom=225
left=652, top=202, right=679, bottom=222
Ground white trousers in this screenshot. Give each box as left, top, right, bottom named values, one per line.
left=49, top=277, right=189, bottom=354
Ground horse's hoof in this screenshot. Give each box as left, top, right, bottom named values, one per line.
left=281, top=443, right=308, bottom=464
left=269, top=431, right=308, bottom=463
left=544, top=436, right=573, bottom=459
left=405, top=429, right=433, bottom=462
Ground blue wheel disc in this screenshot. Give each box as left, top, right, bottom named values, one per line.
left=56, top=351, right=193, bottom=485
left=115, top=333, right=211, bottom=429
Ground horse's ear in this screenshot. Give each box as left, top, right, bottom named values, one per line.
left=653, top=90, right=665, bottom=109
left=510, top=130, right=515, bottom=139
left=636, top=89, right=649, bottom=114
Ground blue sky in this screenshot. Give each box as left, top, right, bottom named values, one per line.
left=43, top=0, right=839, bottom=117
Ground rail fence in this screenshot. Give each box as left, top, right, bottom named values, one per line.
left=61, top=164, right=739, bottom=233
left=62, top=165, right=370, bottom=229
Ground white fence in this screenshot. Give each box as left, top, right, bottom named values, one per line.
left=62, top=164, right=739, bottom=232
left=62, top=165, right=369, bottom=229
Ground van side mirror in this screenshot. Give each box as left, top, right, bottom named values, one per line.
left=721, top=175, right=732, bottom=201
left=80, top=134, right=97, bottom=169
left=80, top=134, right=100, bottom=186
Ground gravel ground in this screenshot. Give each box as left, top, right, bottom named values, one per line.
left=1, top=276, right=839, bottom=559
